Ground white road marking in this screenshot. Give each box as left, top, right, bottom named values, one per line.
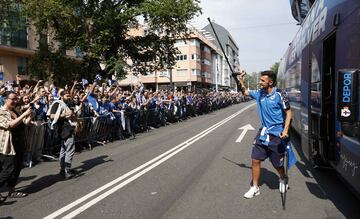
left=44, top=103, right=256, bottom=219
left=235, top=124, right=255, bottom=143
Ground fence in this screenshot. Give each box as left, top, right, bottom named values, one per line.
left=23, top=97, right=243, bottom=167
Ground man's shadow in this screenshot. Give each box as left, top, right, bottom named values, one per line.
left=222, top=157, right=279, bottom=189
left=22, top=155, right=113, bottom=194
left=73, top=155, right=113, bottom=174
left=0, top=216, right=14, bottom=219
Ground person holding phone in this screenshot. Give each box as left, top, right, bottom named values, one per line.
left=0, top=91, right=32, bottom=203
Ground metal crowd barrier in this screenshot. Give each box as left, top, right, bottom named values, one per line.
left=22, top=97, right=242, bottom=168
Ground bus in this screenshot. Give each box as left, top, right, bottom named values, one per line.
left=278, top=0, right=360, bottom=197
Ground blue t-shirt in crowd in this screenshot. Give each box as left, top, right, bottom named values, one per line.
left=147, top=99, right=156, bottom=110
left=35, top=98, right=48, bottom=120
left=98, top=102, right=111, bottom=114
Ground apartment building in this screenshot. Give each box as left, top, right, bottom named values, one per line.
left=203, top=22, right=240, bottom=90
left=0, top=15, right=80, bottom=82
left=1, top=10, right=239, bottom=90
left=0, top=15, right=34, bottom=81
left=140, top=27, right=221, bottom=91
left=121, top=24, right=239, bottom=91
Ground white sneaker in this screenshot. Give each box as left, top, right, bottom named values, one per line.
left=244, top=186, right=260, bottom=199
left=279, top=178, right=289, bottom=193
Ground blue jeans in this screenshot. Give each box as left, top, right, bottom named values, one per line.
left=60, top=134, right=75, bottom=171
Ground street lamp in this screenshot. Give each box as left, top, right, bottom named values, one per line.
left=164, top=43, right=175, bottom=91
left=159, top=70, right=174, bottom=91
left=168, top=66, right=174, bottom=90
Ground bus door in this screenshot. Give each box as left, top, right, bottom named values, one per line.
left=300, top=45, right=311, bottom=160
left=308, top=33, right=337, bottom=166
left=321, top=34, right=337, bottom=162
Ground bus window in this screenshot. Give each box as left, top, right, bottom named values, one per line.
left=310, top=53, right=321, bottom=113
left=311, top=53, right=320, bottom=83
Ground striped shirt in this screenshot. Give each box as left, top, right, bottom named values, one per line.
left=0, top=106, right=15, bottom=155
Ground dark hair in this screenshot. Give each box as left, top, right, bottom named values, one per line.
left=2, top=91, right=17, bottom=99
left=59, top=90, right=70, bottom=97
left=261, top=70, right=277, bottom=86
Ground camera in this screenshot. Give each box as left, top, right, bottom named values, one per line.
left=29, top=103, right=35, bottom=109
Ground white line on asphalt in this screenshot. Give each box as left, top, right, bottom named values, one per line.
left=44, top=103, right=256, bottom=219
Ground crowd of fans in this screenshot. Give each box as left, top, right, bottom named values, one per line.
left=0, top=74, right=246, bottom=202
left=2, top=77, right=245, bottom=155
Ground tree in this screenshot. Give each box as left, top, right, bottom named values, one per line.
left=270, top=62, right=280, bottom=74
left=0, top=0, right=19, bottom=24
left=244, top=72, right=258, bottom=90
left=21, top=0, right=201, bottom=84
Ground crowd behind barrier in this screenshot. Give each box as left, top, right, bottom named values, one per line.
left=0, top=76, right=247, bottom=169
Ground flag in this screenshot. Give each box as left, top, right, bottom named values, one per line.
left=81, top=78, right=89, bottom=86
left=286, top=142, right=297, bottom=169
left=52, top=87, right=58, bottom=97
left=95, top=74, right=102, bottom=84
left=87, top=94, right=99, bottom=111
left=108, top=79, right=117, bottom=86
left=5, top=81, right=14, bottom=91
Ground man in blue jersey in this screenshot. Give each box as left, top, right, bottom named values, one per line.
left=238, top=70, right=292, bottom=199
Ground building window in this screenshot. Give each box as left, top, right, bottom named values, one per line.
left=175, top=39, right=187, bottom=46
left=176, top=69, right=187, bottom=76
left=201, top=71, right=209, bottom=78
left=145, top=72, right=154, bottom=77
left=201, top=71, right=210, bottom=77
left=201, top=45, right=210, bottom=53
left=201, top=59, right=211, bottom=65
left=191, top=39, right=200, bottom=47
left=191, top=69, right=200, bottom=76
left=0, top=7, right=27, bottom=48
left=17, top=57, right=28, bottom=75
left=176, top=54, right=187, bottom=61
left=191, top=53, right=200, bottom=60
left=159, top=70, right=169, bottom=77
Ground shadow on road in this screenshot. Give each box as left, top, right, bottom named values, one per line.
left=222, top=157, right=278, bottom=189
left=20, top=155, right=113, bottom=195
left=290, top=132, right=360, bottom=219
left=73, top=155, right=113, bottom=174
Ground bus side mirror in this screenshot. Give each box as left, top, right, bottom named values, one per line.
left=337, top=69, right=359, bottom=137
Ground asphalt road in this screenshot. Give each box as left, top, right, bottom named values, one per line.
left=1, top=101, right=359, bottom=219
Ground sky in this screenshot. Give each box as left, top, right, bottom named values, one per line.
left=193, top=0, right=300, bottom=74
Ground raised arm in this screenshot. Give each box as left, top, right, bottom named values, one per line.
left=238, top=71, right=249, bottom=96
left=7, top=108, right=32, bottom=128
left=89, top=81, right=97, bottom=94
left=33, top=80, right=43, bottom=94
left=70, top=80, right=77, bottom=96
left=16, top=74, right=22, bottom=89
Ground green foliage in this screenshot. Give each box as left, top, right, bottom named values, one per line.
left=21, top=0, right=201, bottom=84
left=0, top=0, right=20, bottom=24
left=244, top=72, right=259, bottom=90
left=27, top=46, right=85, bottom=86
left=270, top=62, right=280, bottom=74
